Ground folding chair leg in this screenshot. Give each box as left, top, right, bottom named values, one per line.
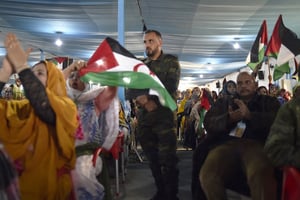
left=121, top=150, right=125, bottom=183
left=115, top=159, right=119, bottom=196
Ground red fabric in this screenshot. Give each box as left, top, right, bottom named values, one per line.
left=92, top=147, right=103, bottom=167
left=75, top=114, right=84, bottom=140
left=54, top=57, right=67, bottom=64
left=79, top=38, right=118, bottom=76
left=57, top=166, right=70, bottom=177
left=281, top=166, right=300, bottom=200
left=109, top=132, right=124, bottom=160
left=98, top=132, right=124, bottom=161
left=200, top=90, right=210, bottom=111
left=265, top=15, right=282, bottom=57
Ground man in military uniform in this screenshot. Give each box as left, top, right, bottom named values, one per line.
left=135, top=29, right=181, bottom=200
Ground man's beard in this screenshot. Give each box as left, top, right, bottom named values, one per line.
left=146, top=49, right=153, bottom=57
left=146, top=48, right=157, bottom=57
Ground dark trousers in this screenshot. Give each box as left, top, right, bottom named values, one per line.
left=192, top=135, right=235, bottom=200
left=137, top=106, right=179, bottom=200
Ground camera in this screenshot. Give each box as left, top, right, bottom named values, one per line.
left=228, top=93, right=239, bottom=110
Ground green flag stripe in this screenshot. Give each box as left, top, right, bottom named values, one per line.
left=247, top=48, right=266, bottom=70
left=81, top=71, right=177, bottom=111
left=273, top=62, right=291, bottom=81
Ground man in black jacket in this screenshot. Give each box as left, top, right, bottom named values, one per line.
left=192, top=71, right=280, bottom=200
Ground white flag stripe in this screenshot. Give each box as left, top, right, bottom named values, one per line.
left=277, top=44, right=295, bottom=66
left=104, top=52, right=168, bottom=106
left=104, top=52, right=166, bottom=88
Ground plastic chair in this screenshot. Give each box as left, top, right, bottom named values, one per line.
left=281, top=166, right=300, bottom=200
left=93, top=132, right=125, bottom=196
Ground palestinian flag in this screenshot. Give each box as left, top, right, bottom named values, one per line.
left=246, top=20, right=268, bottom=71
left=273, top=61, right=291, bottom=81
left=265, top=15, right=300, bottom=80
left=79, top=37, right=177, bottom=111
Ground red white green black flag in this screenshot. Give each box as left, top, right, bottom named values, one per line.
left=79, top=37, right=177, bottom=111
left=246, top=20, right=268, bottom=71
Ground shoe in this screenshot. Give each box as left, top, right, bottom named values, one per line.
left=150, top=192, right=164, bottom=200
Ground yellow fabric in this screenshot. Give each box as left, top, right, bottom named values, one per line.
left=119, top=101, right=128, bottom=128
left=177, top=97, right=188, bottom=114
left=0, top=61, right=78, bottom=200
left=12, top=84, right=24, bottom=100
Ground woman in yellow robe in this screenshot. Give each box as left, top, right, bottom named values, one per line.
left=0, top=33, right=78, bottom=200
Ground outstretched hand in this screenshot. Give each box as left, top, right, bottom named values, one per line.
left=63, top=60, right=86, bottom=80
left=72, top=60, right=86, bottom=71
left=4, top=33, right=31, bottom=73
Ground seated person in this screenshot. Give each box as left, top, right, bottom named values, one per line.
left=192, top=71, right=281, bottom=200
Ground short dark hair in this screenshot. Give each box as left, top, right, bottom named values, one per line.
left=144, top=29, right=162, bottom=39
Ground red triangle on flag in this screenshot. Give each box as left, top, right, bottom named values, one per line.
left=265, top=15, right=283, bottom=57
left=54, top=57, right=67, bottom=64
left=79, top=39, right=119, bottom=76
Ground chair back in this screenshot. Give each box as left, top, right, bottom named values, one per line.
left=281, top=166, right=300, bottom=200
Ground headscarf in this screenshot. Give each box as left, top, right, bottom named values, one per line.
left=66, top=77, right=105, bottom=103
left=0, top=61, right=78, bottom=199
left=66, top=76, right=119, bottom=150
left=221, top=80, right=237, bottom=97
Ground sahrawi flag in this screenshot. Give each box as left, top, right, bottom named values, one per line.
left=246, top=20, right=268, bottom=71
left=265, top=14, right=300, bottom=80
left=79, top=37, right=177, bottom=111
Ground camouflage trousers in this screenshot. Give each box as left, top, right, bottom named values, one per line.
left=137, top=106, right=179, bottom=200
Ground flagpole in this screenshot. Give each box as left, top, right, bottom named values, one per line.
left=297, top=61, right=300, bottom=82
left=118, top=0, right=126, bottom=104
left=266, top=57, right=273, bottom=93
left=251, top=62, right=262, bottom=79
left=118, top=0, right=125, bottom=45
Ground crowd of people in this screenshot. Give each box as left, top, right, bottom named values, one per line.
left=0, top=29, right=300, bottom=200
left=0, top=29, right=181, bottom=200
left=182, top=74, right=299, bottom=200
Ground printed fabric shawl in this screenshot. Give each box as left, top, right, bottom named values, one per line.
left=0, top=61, right=78, bottom=200
left=66, top=79, right=119, bottom=151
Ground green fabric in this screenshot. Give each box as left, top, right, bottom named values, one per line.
left=247, top=47, right=265, bottom=71
left=273, top=62, right=291, bottom=81
left=144, top=53, right=181, bottom=101
left=75, top=142, right=100, bottom=157
left=264, top=97, right=300, bottom=168
left=81, top=71, right=177, bottom=111
left=196, top=109, right=206, bottom=138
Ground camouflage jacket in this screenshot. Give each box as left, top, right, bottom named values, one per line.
left=143, top=51, right=181, bottom=101
left=264, top=97, right=300, bottom=169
